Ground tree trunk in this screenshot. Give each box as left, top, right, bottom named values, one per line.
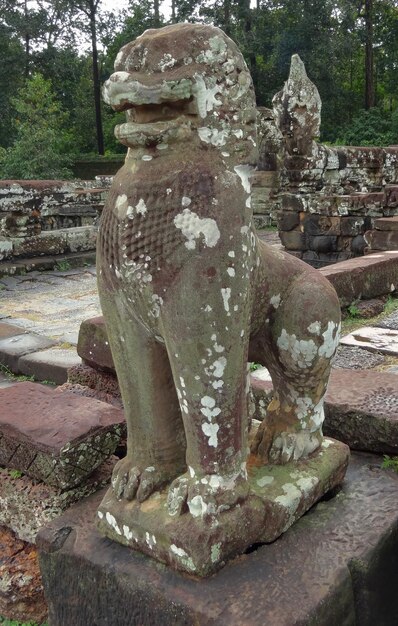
left=88, top=0, right=104, bottom=155
left=153, top=0, right=160, bottom=27
left=171, top=0, right=176, bottom=23
left=24, top=0, right=29, bottom=77
left=364, top=0, right=375, bottom=109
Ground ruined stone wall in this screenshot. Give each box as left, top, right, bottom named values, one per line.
left=0, top=178, right=110, bottom=262
left=254, top=58, right=398, bottom=267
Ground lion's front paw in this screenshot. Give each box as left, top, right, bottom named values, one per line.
left=111, top=457, right=177, bottom=503
left=167, top=470, right=249, bottom=518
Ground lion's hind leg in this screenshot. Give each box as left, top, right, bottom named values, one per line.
left=251, top=269, right=341, bottom=464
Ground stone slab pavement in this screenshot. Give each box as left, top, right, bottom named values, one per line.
left=0, top=265, right=100, bottom=346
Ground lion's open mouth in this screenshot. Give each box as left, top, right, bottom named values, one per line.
left=114, top=99, right=198, bottom=147
left=103, top=73, right=200, bottom=147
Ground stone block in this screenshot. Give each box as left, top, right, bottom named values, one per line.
left=351, top=234, right=367, bottom=255
left=364, top=229, right=398, bottom=250
left=0, top=333, right=56, bottom=372
left=384, top=185, right=398, bottom=207
left=301, top=214, right=341, bottom=236
left=375, top=309, right=398, bottom=330
left=12, top=230, right=68, bottom=257
left=340, top=326, right=398, bottom=358
left=308, top=235, right=338, bottom=253
left=37, top=452, right=398, bottom=626
left=323, top=368, right=398, bottom=455
left=276, top=211, right=299, bottom=231
left=250, top=171, right=278, bottom=188
left=77, top=316, right=115, bottom=372
left=0, top=237, right=12, bottom=260
left=0, top=458, right=117, bottom=543
left=0, top=525, right=47, bottom=625
left=340, top=217, right=366, bottom=236
left=280, top=193, right=306, bottom=212
left=0, top=382, right=124, bottom=489
left=67, top=362, right=120, bottom=399
left=253, top=214, right=271, bottom=230
left=321, top=251, right=398, bottom=306
left=0, top=322, right=25, bottom=339
left=65, top=225, right=97, bottom=253
left=279, top=230, right=307, bottom=251
left=374, top=216, right=398, bottom=231
left=18, top=347, right=82, bottom=384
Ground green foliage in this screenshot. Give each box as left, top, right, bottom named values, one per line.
left=347, top=301, right=361, bottom=319
left=0, top=73, right=73, bottom=179
left=55, top=259, right=71, bottom=271
left=384, top=293, right=398, bottom=315
left=381, top=455, right=398, bottom=473
left=337, top=107, right=398, bottom=146
left=9, top=469, right=23, bottom=479
left=0, top=618, right=47, bottom=626
left=249, top=362, right=262, bottom=371
left=0, top=363, right=35, bottom=382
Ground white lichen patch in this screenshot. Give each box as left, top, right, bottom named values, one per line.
left=270, top=294, right=281, bottom=309
left=174, top=209, right=220, bottom=250
left=205, top=355, right=227, bottom=379
left=135, top=198, right=147, bottom=215
left=188, top=494, right=208, bottom=517
left=181, top=196, right=191, bottom=207
left=257, top=475, right=275, bottom=488
left=234, top=165, right=255, bottom=193
left=170, top=545, right=196, bottom=572
left=227, top=267, right=235, bottom=277
left=211, top=543, right=222, bottom=563
left=198, top=126, right=229, bottom=147
left=158, top=52, right=176, bottom=72
left=318, top=321, right=341, bottom=359
left=193, top=75, right=222, bottom=118
left=221, top=288, right=231, bottom=313
left=277, top=329, right=318, bottom=369
left=202, top=422, right=220, bottom=447
left=123, top=524, right=135, bottom=541
left=105, top=511, right=121, bottom=535
left=308, top=321, right=321, bottom=335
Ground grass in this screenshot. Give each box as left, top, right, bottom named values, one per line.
left=341, top=293, right=398, bottom=336
left=0, top=363, right=55, bottom=386
left=55, top=259, right=71, bottom=271
left=0, top=363, right=35, bottom=383
left=381, top=455, right=398, bottom=473
left=0, top=619, right=47, bottom=626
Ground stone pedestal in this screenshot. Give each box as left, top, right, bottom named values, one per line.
left=37, top=452, right=398, bottom=626
left=96, top=438, right=348, bottom=576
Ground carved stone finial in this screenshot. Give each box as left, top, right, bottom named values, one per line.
left=273, top=54, right=322, bottom=156
left=96, top=24, right=348, bottom=577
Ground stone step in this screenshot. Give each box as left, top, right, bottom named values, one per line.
left=18, top=347, right=81, bottom=385
left=0, top=250, right=96, bottom=278
left=374, top=216, right=398, bottom=231
left=364, top=229, right=398, bottom=250
left=36, top=451, right=398, bottom=626
left=250, top=367, right=398, bottom=455
left=77, top=316, right=115, bottom=373
left=320, top=250, right=398, bottom=306
left=0, top=457, right=117, bottom=544
left=0, top=382, right=125, bottom=489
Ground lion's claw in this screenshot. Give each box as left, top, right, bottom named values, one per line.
left=111, top=457, right=183, bottom=502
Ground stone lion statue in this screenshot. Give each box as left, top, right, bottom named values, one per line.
left=97, top=23, right=342, bottom=570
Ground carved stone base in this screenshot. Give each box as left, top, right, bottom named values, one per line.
left=97, top=438, right=349, bottom=577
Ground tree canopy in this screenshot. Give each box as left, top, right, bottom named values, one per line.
left=1, top=0, right=398, bottom=178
